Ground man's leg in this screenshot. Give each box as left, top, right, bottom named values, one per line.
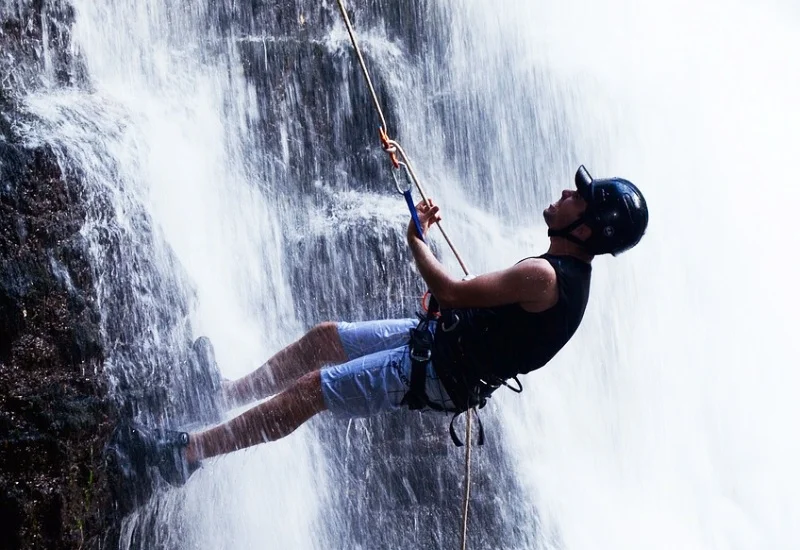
left=189, top=370, right=326, bottom=462
left=181, top=338, right=453, bottom=467
left=223, top=319, right=417, bottom=407
left=224, top=322, right=346, bottom=407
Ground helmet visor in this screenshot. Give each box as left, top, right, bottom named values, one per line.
left=575, top=165, right=594, bottom=203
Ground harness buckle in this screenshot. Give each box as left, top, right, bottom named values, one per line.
left=410, top=347, right=432, bottom=363
left=441, top=312, right=460, bottom=332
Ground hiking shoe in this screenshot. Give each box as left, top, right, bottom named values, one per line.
left=117, top=423, right=200, bottom=487
left=151, top=427, right=199, bottom=486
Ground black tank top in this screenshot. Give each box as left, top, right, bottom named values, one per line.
left=432, top=254, right=592, bottom=382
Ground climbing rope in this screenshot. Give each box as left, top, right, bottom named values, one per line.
left=460, top=409, right=473, bottom=550
left=334, top=0, right=470, bottom=277
left=333, top=1, right=476, bottom=548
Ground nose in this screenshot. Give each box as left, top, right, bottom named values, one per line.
left=561, top=190, right=571, bottom=200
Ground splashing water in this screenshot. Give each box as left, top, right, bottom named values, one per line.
left=13, top=0, right=800, bottom=547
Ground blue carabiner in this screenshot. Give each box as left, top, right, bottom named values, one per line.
left=403, top=189, right=425, bottom=242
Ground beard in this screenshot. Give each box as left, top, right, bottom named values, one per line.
left=543, top=206, right=555, bottom=226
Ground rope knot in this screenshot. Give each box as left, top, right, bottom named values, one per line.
left=379, top=127, right=400, bottom=168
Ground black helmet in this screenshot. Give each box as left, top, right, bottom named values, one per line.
left=548, top=165, right=649, bottom=256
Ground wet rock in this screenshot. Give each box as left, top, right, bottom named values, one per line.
left=0, top=0, right=86, bottom=106
left=0, top=0, right=117, bottom=534
left=0, top=126, right=111, bottom=548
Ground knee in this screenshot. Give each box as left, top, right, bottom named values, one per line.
left=292, top=371, right=326, bottom=412
left=296, top=370, right=322, bottom=391
left=307, top=322, right=339, bottom=343
left=301, top=322, right=346, bottom=363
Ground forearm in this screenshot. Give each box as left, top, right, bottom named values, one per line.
left=408, top=234, right=456, bottom=303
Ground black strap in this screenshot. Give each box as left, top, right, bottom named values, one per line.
left=501, top=376, right=523, bottom=393
left=425, top=292, right=441, bottom=318
left=401, top=321, right=435, bottom=411
left=547, top=215, right=589, bottom=248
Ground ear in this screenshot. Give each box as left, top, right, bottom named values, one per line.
left=573, top=224, right=592, bottom=240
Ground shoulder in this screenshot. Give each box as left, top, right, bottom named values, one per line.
left=511, top=258, right=558, bottom=310
left=511, top=258, right=558, bottom=313
left=513, top=257, right=558, bottom=285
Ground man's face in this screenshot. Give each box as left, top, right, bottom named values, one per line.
left=543, top=189, right=589, bottom=229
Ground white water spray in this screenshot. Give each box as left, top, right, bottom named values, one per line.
left=438, top=1, right=800, bottom=548
left=16, top=0, right=800, bottom=547
left=25, top=0, right=324, bottom=547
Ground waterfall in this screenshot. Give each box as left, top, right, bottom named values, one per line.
left=13, top=0, right=800, bottom=547
left=446, top=1, right=800, bottom=548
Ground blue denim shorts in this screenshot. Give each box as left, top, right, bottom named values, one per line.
left=320, top=319, right=454, bottom=418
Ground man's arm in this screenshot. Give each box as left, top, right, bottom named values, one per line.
left=407, top=200, right=558, bottom=310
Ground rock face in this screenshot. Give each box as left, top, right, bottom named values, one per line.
left=0, top=4, right=223, bottom=546
left=0, top=1, right=228, bottom=545
left=0, top=133, right=110, bottom=548
left=0, top=3, right=109, bottom=549
left=0, top=0, right=84, bottom=97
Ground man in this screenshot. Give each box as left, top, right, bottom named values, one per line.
left=130, top=165, right=648, bottom=486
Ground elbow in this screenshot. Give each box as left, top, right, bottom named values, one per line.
left=432, top=280, right=460, bottom=308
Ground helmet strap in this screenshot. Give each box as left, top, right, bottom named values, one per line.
left=547, top=216, right=591, bottom=249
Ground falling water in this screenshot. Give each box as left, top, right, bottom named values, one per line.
left=448, top=1, right=800, bottom=549
left=12, top=0, right=800, bottom=547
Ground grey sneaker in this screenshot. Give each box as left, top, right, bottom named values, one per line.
left=116, top=423, right=200, bottom=487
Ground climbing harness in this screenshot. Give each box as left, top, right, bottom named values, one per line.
left=402, top=302, right=487, bottom=448
left=333, top=2, right=477, bottom=549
